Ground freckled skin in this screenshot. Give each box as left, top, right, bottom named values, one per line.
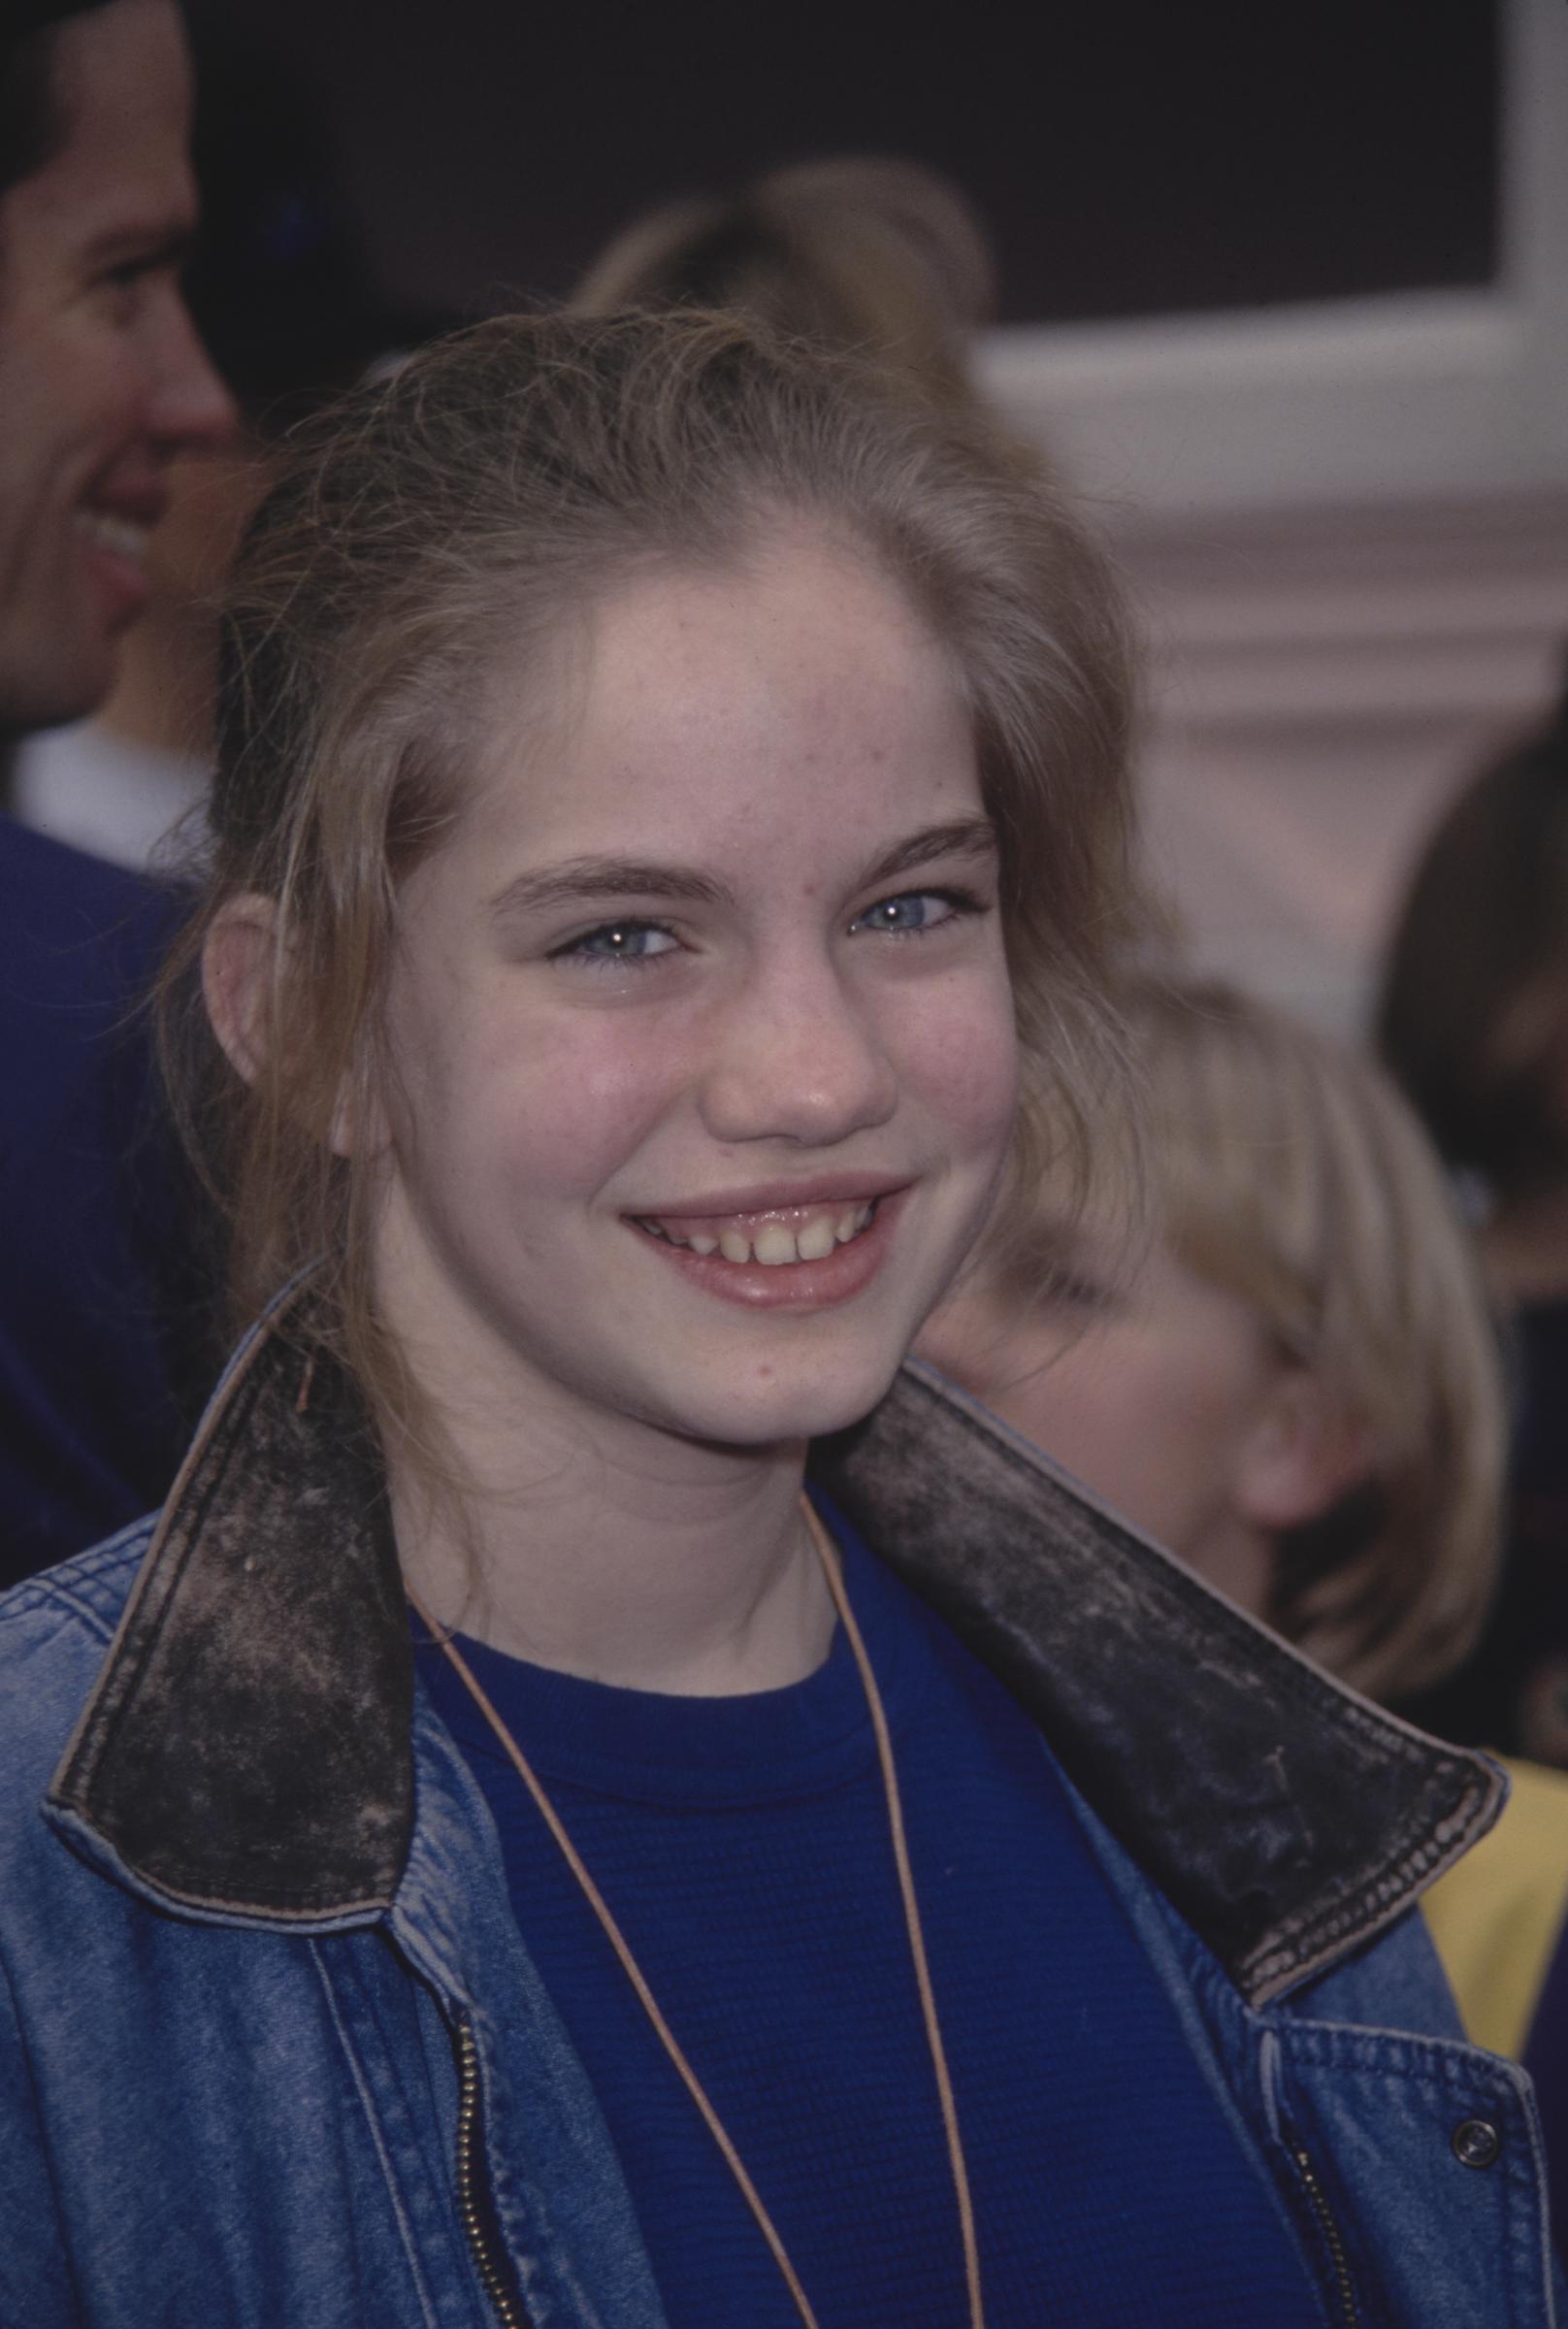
left=370, top=532, right=1021, bottom=1460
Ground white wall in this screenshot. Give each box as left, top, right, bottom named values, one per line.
left=975, top=0, right=1568, bottom=1033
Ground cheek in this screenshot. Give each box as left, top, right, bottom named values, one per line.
left=983, top=1331, right=1213, bottom=1546
left=992, top=1344, right=1138, bottom=1493
left=47, top=324, right=137, bottom=455
left=1029, top=1341, right=1256, bottom=1550
left=458, top=1005, right=688, bottom=1193
left=893, top=965, right=1020, bottom=1152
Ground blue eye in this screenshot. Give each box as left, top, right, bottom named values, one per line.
left=851, top=890, right=964, bottom=936
left=554, top=920, right=680, bottom=967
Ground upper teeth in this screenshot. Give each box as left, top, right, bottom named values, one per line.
left=639, top=1201, right=875, bottom=1265
left=76, top=511, right=150, bottom=562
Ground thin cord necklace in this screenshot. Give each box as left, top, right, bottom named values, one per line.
left=408, top=1495, right=984, bottom=2329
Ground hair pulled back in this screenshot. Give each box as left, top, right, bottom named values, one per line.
left=165, top=309, right=1135, bottom=1456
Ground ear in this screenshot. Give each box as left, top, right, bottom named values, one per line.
left=202, top=895, right=278, bottom=1092
left=202, top=898, right=373, bottom=1161
left=1230, top=1367, right=1376, bottom=1534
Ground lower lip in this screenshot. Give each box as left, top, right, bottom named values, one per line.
left=77, top=526, right=153, bottom=628
left=626, top=1191, right=907, bottom=1312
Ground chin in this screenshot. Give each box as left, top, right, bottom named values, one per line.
left=667, top=1348, right=908, bottom=1453
left=0, top=621, right=116, bottom=736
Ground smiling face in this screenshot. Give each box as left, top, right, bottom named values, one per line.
left=366, top=529, right=1020, bottom=1456
left=0, top=0, right=237, bottom=732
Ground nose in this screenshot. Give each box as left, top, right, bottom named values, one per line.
left=147, top=292, right=241, bottom=457
left=698, top=950, right=899, bottom=1150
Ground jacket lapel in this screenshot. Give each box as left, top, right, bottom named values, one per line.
left=811, top=1364, right=1502, bottom=2003
left=49, top=1310, right=1503, bottom=2003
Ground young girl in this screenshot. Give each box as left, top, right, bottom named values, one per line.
left=0, top=316, right=1547, bottom=2329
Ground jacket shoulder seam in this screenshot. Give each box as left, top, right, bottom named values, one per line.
left=0, top=1531, right=152, bottom=1648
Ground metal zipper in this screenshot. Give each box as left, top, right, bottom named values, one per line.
left=456, top=2016, right=529, bottom=2328
left=1292, top=2145, right=1361, bottom=2329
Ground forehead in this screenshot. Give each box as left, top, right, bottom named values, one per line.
left=592, top=534, right=953, bottom=709
left=474, top=529, right=973, bottom=843
left=4, top=0, right=195, bottom=260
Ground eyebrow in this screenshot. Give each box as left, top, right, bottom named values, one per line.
left=856, top=816, right=998, bottom=892
left=488, top=817, right=999, bottom=927
left=83, top=223, right=194, bottom=275
left=490, top=860, right=732, bottom=924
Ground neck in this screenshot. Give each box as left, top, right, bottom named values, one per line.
left=392, top=1391, right=836, bottom=1696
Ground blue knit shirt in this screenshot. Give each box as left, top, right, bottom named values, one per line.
left=416, top=1499, right=1320, bottom=2326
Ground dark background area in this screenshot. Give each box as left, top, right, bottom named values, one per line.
left=187, top=0, right=1501, bottom=331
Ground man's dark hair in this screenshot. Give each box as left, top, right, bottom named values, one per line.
left=0, top=3, right=114, bottom=206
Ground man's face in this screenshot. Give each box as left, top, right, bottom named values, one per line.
left=0, top=0, right=236, bottom=734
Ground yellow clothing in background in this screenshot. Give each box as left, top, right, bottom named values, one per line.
left=1423, top=1755, right=1568, bottom=2057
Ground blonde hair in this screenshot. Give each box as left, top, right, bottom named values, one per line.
left=161, top=309, right=1136, bottom=1470
left=569, top=156, right=996, bottom=421
left=976, top=975, right=1506, bottom=1704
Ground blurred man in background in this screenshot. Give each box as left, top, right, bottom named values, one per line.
left=8, top=17, right=442, bottom=869
left=0, top=0, right=235, bottom=736
left=0, top=0, right=235, bottom=1580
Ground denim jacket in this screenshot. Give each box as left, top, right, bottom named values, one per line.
left=0, top=1292, right=1557, bottom=2327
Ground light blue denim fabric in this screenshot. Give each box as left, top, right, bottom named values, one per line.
left=1064, top=1767, right=1562, bottom=2328
left=1, top=1518, right=1559, bottom=2328
left=0, top=1523, right=665, bottom=2329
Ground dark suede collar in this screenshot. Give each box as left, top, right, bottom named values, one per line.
left=49, top=1296, right=1502, bottom=2004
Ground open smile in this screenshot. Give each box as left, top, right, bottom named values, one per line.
left=72, top=498, right=162, bottom=628
left=632, top=1197, right=879, bottom=1266
left=624, top=1187, right=906, bottom=1310
left=73, top=508, right=154, bottom=565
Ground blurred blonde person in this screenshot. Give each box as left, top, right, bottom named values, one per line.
left=571, top=155, right=1010, bottom=433
left=920, top=972, right=1568, bottom=2058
